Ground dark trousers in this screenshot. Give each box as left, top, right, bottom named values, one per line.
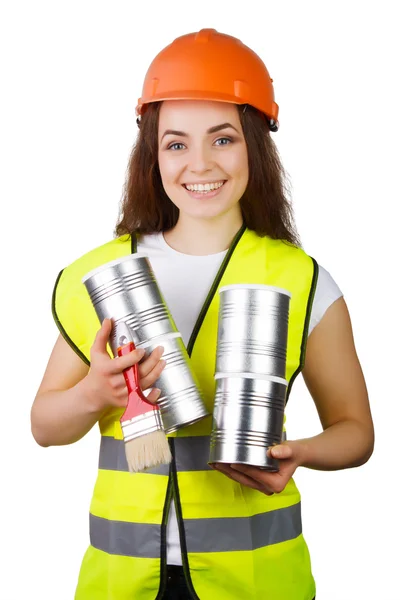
left=162, top=566, right=192, bottom=599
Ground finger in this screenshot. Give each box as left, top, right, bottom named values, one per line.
left=268, top=444, right=293, bottom=460
left=109, top=348, right=146, bottom=374
left=230, top=464, right=275, bottom=495
left=138, top=346, right=165, bottom=378
left=230, top=463, right=276, bottom=480
left=142, top=387, right=162, bottom=404
left=91, top=318, right=113, bottom=357
left=229, top=463, right=259, bottom=476
left=139, top=359, right=166, bottom=390
left=213, top=463, right=264, bottom=492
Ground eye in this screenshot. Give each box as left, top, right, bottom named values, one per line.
left=214, top=137, right=232, bottom=146
left=167, top=142, right=186, bottom=151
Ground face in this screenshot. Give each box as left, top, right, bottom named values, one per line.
left=157, top=100, right=249, bottom=222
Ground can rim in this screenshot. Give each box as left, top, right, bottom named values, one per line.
left=219, top=284, right=291, bottom=297
left=82, top=253, right=150, bottom=283
left=215, top=372, right=288, bottom=385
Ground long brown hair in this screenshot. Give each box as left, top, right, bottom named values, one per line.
left=115, top=102, right=300, bottom=246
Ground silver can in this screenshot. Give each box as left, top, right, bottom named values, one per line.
left=209, top=374, right=287, bottom=470
left=138, top=333, right=210, bottom=433
left=82, top=254, right=178, bottom=346
left=216, top=284, right=291, bottom=378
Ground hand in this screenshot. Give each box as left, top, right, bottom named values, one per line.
left=84, top=318, right=166, bottom=412
left=211, top=441, right=305, bottom=496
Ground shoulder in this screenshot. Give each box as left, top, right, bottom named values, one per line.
left=315, top=264, right=342, bottom=296
left=58, top=235, right=132, bottom=283
left=309, top=263, right=343, bottom=335
left=314, top=264, right=343, bottom=307
left=258, top=234, right=314, bottom=267
left=54, top=235, right=132, bottom=299
left=263, top=235, right=318, bottom=286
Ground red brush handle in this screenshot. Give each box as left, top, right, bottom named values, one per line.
left=117, top=342, right=159, bottom=422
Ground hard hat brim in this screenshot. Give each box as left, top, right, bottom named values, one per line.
left=136, top=91, right=279, bottom=124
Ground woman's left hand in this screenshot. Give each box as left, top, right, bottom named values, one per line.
left=211, top=440, right=305, bottom=495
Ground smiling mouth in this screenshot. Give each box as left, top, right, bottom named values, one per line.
left=182, top=181, right=227, bottom=194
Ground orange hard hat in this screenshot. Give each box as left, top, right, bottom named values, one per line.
left=136, top=29, right=279, bottom=132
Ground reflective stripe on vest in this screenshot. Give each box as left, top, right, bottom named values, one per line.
left=90, top=502, right=302, bottom=556
left=99, top=434, right=287, bottom=472
left=98, top=435, right=213, bottom=473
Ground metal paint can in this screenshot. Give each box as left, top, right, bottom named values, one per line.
left=137, top=333, right=210, bottom=433
left=216, top=284, right=291, bottom=378
left=209, top=373, right=287, bottom=470
left=82, top=254, right=177, bottom=346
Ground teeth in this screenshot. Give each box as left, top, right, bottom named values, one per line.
left=185, top=181, right=224, bottom=192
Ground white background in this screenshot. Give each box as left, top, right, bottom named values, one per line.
left=1, top=1, right=399, bottom=599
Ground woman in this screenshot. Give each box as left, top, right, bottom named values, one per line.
left=31, top=29, right=374, bottom=600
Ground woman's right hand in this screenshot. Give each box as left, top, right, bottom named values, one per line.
left=84, top=318, right=166, bottom=412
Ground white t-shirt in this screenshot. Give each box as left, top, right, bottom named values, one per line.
left=137, top=231, right=343, bottom=565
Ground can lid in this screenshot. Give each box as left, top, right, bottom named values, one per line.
left=218, top=283, right=291, bottom=297
left=82, top=253, right=150, bottom=283
left=215, top=372, right=288, bottom=385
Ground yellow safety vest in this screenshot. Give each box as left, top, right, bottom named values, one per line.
left=53, top=225, right=318, bottom=600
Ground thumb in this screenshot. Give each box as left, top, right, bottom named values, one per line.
left=268, top=443, right=293, bottom=460
left=91, top=318, right=112, bottom=356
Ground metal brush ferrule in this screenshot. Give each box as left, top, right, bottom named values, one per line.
left=121, top=408, right=164, bottom=443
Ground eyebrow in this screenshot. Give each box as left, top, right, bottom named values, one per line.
left=161, top=122, right=240, bottom=141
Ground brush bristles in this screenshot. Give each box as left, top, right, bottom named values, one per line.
left=125, top=430, right=172, bottom=473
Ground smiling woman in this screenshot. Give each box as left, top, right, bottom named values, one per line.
left=31, top=27, right=373, bottom=600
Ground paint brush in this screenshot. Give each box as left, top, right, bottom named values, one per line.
left=114, top=322, right=172, bottom=473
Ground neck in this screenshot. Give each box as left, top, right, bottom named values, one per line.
left=164, top=210, right=244, bottom=256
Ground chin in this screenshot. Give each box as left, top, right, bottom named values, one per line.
left=190, top=207, right=236, bottom=221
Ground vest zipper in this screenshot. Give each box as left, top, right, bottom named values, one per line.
left=178, top=224, right=246, bottom=596
left=155, top=438, right=174, bottom=600
left=170, top=439, right=200, bottom=600
left=132, top=227, right=248, bottom=598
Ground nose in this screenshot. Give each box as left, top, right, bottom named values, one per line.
left=187, top=144, right=213, bottom=174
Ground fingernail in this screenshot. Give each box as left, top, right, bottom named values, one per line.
left=271, top=448, right=282, bottom=457
left=160, top=359, right=167, bottom=367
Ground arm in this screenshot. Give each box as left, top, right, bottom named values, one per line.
left=31, top=319, right=165, bottom=447
left=294, top=296, right=374, bottom=469
left=31, top=333, right=99, bottom=447
left=213, top=297, right=374, bottom=493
